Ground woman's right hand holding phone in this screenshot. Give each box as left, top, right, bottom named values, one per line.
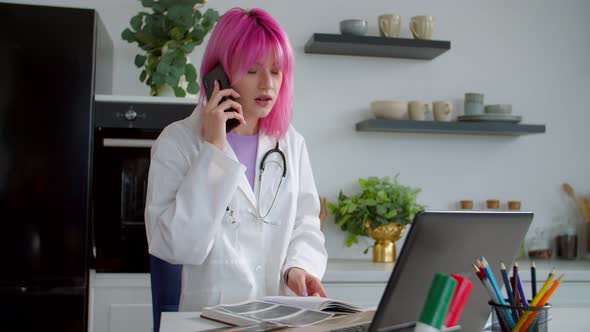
left=202, top=80, right=245, bottom=151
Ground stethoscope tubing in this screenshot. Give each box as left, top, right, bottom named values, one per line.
left=227, top=141, right=287, bottom=224
left=260, top=142, right=286, bottom=177
left=254, top=141, right=286, bottom=222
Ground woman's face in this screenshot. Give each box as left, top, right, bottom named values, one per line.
left=231, top=56, right=283, bottom=120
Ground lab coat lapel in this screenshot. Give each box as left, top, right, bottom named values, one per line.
left=197, top=108, right=258, bottom=208
left=223, top=142, right=257, bottom=208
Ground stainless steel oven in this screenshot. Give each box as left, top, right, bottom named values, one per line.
left=91, top=96, right=196, bottom=272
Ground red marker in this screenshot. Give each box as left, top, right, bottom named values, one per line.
left=444, top=274, right=473, bottom=328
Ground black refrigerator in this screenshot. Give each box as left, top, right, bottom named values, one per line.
left=0, top=3, right=112, bottom=331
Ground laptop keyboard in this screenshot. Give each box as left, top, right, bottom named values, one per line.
left=330, top=322, right=371, bottom=332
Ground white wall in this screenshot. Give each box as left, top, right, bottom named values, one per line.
left=9, top=0, right=590, bottom=259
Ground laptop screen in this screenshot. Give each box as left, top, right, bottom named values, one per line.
left=370, top=210, right=533, bottom=332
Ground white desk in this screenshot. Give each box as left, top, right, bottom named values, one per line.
left=161, top=307, right=590, bottom=332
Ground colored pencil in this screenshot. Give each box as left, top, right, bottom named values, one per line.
left=536, top=268, right=556, bottom=305
left=514, top=262, right=529, bottom=307
left=538, top=274, right=562, bottom=306
left=512, top=262, right=519, bottom=305
left=500, top=261, right=519, bottom=321
left=531, top=261, right=537, bottom=298
left=510, top=268, right=557, bottom=332
left=480, top=257, right=516, bottom=328
left=515, top=274, right=564, bottom=332
left=511, top=276, right=520, bottom=307
left=500, top=261, right=515, bottom=305
left=474, top=264, right=509, bottom=332
left=473, top=262, right=484, bottom=279
left=481, top=258, right=508, bottom=306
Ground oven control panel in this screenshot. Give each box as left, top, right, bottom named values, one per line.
left=95, top=95, right=197, bottom=129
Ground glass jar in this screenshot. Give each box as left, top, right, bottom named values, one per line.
left=556, top=226, right=578, bottom=260
left=459, top=200, right=473, bottom=210
left=486, top=199, right=500, bottom=210
left=508, top=200, right=521, bottom=211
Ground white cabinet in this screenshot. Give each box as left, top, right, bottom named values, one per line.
left=89, top=270, right=153, bottom=332
left=323, top=283, right=386, bottom=308
left=521, top=281, right=590, bottom=307
left=321, top=259, right=391, bottom=309
left=516, top=259, right=590, bottom=307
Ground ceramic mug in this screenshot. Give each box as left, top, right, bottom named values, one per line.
left=410, top=16, right=434, bottom=40
left=340, top=19, right=368, bottom=36
left=433, top=101, right=453, bottom=122
left=409, top=101, right=430, bottom=121
left=464, top=92, right=484, bottom=115
left=378, top=14, right=401, bottom=38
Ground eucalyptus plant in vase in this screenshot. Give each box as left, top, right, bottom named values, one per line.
left=122, top=0, right=219, bottom=97
left=327, top=175, right=425, bottom=262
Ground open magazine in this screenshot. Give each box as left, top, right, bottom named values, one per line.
left=200, top=296, right=364, bottom=329
left=261, top=296, right=362, bottom=314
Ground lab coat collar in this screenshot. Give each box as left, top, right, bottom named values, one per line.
left=194, top=106, right=276, bottom=209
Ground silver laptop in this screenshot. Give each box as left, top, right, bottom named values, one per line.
left=360, top=209, right=534, bottom=332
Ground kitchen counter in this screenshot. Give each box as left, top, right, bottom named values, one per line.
left=323, top=259, right=394, bottom=282
left=90, top=258, right=590, bottom=285
left=322, top=258, right=590, bottom=283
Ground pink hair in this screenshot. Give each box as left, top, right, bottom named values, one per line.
left=199, top=7, right=294, bottom=140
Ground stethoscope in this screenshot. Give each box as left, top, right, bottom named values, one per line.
left=227, top=141, right=287, bottom=225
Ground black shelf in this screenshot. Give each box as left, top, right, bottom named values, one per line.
left=304, top=33, right=450, bottom=59
left=356, top=119, right=546, bottom=136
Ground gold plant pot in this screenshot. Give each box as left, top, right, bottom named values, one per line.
left=365, top=221, right=406, bottom=263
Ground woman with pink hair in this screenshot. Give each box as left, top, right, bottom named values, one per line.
left=145, top=7, right=328, bottom=311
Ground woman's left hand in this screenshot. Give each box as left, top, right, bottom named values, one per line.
left=286, top=267, right=328, bottom=297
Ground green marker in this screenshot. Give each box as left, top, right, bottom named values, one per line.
left=415, top=273, right=457, bottom=332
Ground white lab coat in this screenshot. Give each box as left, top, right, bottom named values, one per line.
left=144, top=106, right=328, bottom=311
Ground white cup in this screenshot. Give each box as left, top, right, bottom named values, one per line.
left=378, top=14, right=401, bottom=38
left=433, top=101, right=453, bottom=122
left=410, top=16, right=434, bottom=40
left=409, top=101, right=430, bottom=121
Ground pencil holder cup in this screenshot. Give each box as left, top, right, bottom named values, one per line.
left=489, top=300, right=551, bottom=332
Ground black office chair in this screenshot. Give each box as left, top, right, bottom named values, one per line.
left=149, top=254, right=182, bottom=332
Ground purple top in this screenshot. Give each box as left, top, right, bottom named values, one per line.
left=227, top=132, right=259, bottom=190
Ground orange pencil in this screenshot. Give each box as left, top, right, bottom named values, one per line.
left=519, top=274, right=564, bottom=332
left=511, top=269, right=557, bottom=332
left=532, top=267, right=556, bottom=306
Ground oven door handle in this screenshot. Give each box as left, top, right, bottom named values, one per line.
left=102, top=138, right=155, bottom=148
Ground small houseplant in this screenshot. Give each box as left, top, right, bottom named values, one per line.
left=122, top=0, right=220, bottom=97
left=327, top=175, right=425, bottom=262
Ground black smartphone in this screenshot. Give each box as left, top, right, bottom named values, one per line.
left=202, top=64, right=241, bottom=132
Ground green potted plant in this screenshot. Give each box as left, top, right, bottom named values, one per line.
left=122, top=0, right=220, bottom=97
left=327, top=175, right=425, bottom=262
